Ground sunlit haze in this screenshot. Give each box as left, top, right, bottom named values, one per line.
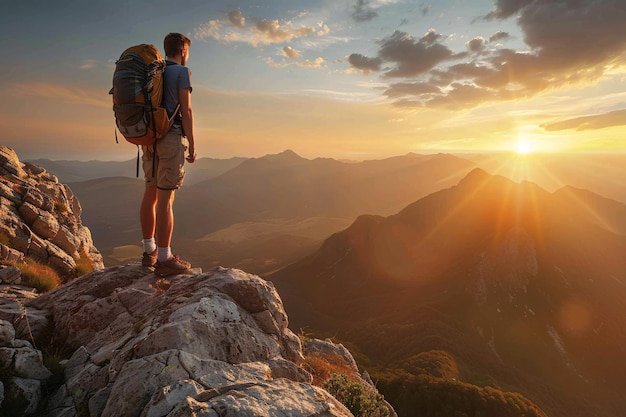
left=515, top=140, right=532, bottom=155
left=1, top=1, right=626, bottom=161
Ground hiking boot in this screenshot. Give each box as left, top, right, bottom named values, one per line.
left=142, top=250, right=157, bottom=267
left=154, top=255, right=192, bottom=277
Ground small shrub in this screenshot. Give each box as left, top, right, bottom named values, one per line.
left=300, top=337, right=390, bottom=417
left=132, top=320, right=145, bottom=334
left=324, top=373, right=390, bottom=417
left=42, top=346, right=70, bottom=391
left=303, top=351, right=355, bottom=386
left=54, top=201, right=68, bottom=214
left=74, top=249, right=95, bottom=277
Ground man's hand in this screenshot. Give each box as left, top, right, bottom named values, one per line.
left=186, top=152, right=196, bottom=163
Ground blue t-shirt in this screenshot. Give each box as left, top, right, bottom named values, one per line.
left=163, top=60, right=192, bottom=119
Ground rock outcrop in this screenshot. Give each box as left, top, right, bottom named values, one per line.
left=0, top=146, right=103, bottom=279
left=0, top=265, right=382, bottom=416
left=0, top=285, right=52, bottom=415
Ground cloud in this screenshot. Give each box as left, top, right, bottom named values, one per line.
left=352, top=0, right=378, bottom=22
left=348, top=1, right=626, bottom=110
left=194, top=20, right=236, bottom=43
left=347, top=53, right=383, bottom=74
left=194, top=10, right=330, bottom=47
left=488, top=30, right=510, bottom=43
left=79, top=60, right=98, bottom=70
left=252, top=19, right=318, bottom=44
left=384, top=82, right=441, bottom=98
left=264, top=56, right=325, bottom=69
left=228, top=10, right=245, bottom=28
left=466, top=37, right=486, bottom=53
left=483, top=0, right=529, bottom=20
left=349, top=30, right=457, bottom=78
left=283, top=46, right=302, bottom=59
left=542, top=109, right=626, bottom=131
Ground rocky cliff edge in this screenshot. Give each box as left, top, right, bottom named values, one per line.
left=20, top=266, right=370, bottom=417
left=0, top=147, right=393, bottom=416
left=2, top=264, right=388, bottom=416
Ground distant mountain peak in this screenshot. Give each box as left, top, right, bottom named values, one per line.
left=263, top=149, right=306, bottom=162
left=459, top=167, right=492, bottom=185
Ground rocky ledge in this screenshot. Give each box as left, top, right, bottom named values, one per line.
left=0, top=265, right=388, bottom=416
left=0, top=146, right=103, bottom=279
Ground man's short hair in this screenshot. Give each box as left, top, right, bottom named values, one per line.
left=164, top=33, right=191, bottom=58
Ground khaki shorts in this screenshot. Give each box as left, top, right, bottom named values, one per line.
left=142, top=128, right=186, bottom=190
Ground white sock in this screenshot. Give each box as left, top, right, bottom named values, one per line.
left=142, top=238, right=156, bottom=254
left=157, top=247, right=172, bottom=262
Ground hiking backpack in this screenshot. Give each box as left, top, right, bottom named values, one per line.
left=110, top=44, right=175, bottom=146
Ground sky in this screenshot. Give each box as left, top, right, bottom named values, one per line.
left=1, top=0, right=626, bottom=161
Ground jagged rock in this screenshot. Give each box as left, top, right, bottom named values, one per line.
left=51, top=225, right=80, bottom=258
left=24, top=266, right=356, bottom=417
left=265, top=357, right=313, bottom=383
left=27, top=232, right=49, bottom=262
left=140, top=379, right=206, bottom=417
left=0, top=293, right=52, bottom=416
left=17, top=201, right=40, bottom=226
left=12, top=346, right=53, bottom=380
left=45, top=240, right=77, bottom=274
left=22, top=187, right=54, bottom=213
left=0, top=180, right=21, bottom=205
left=0, top=147, right=26, bottom=179
left=0, top=200, right=31, bottom=253
left=0, top=315, right=50, bottom=415
left=0, top=319, right=15, bottom=346
left=65, top=185, right=82, bottom=219
left=35, top=183, right=67, bottom=215
left=32, top=210, right=60, bottom=240
left=74, top=224, right=101, bottom=262
left=0, top=285, right=47, bottom=342
left=207, top=379, right=349, bottom=417
left=0, top=266, right=21, bottom=285
left=0, top=244, right=24, bottom=264
left=0, top=146, right=103, bottom=279
left=5, top=377, right=42, bottom=415
left=165, top=397, right=217, bottom=417
left=22, top=162, right=46, bottom=177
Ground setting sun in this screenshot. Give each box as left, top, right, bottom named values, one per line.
left=515, top=140, right=533, bottom=155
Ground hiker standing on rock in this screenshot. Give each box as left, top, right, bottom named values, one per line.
left=139, top=33, right=196, bottom=277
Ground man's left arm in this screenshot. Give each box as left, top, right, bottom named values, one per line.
left=179, top=87, right=196, bottom=163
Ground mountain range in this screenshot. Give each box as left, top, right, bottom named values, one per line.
left=268, top=168, right=626, bottom=417
left=48, top=150, right=626, bottom=277
left=30, top=155, right=247, bottom=185
left=62, top=150, right=478, bottom=274
left=463, top=152, right=626, bottom=203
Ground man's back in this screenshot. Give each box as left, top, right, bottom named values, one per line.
left=162, top=61, right=192, bottom=120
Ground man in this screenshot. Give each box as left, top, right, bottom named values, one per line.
left=139, top=32, right=196, bottom=277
